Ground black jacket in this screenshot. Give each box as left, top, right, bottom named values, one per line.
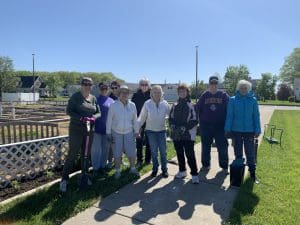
left=131, top=89, right=151, bottom=116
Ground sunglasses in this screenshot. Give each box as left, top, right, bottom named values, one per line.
left=82, top=83, right=92, bottom=87
left=100, top=87, right=108, bottom=90
left=140, top=83, right=148, bottom=87
left=111, top=86, right=119, bottom=90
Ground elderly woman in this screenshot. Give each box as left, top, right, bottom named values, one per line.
left=169, top=84, right=199, bottom=184
left=106, top=85, right=140, bottom=179
left=225, top=80, right=261, bottom=183
left=91, top=82, right=114, bottom=176
left=138, top=85, right=170, bottom=178
left=60, top=77, right=100, bottom=192
left=131, top=78, right=151, bottom=166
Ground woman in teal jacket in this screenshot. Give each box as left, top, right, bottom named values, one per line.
left=225, top=80, right=261, bottom=182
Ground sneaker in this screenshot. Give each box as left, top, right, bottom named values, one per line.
left=192, top=175, right=200, bottom=184
left=200, top=166, right=211, bottom=172
left=130, top=168, right=140, bottom=177
left=251, top=175, right=260, bottom=184
left=59, top=180, right=67, bottom=192
left=162, top=171, right=169, bottom=178
left=151, top=171, right=157, bottom=177
left=175, top=171, right=187, bottom=179
left=114, top=171, right=121, bottom=179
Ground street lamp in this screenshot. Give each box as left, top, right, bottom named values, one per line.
left=195, top=45, right=199, bottom=97
left=32, top=53, right=35, bottom=102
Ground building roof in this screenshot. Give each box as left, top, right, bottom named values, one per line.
left=19, top=76, right=46, bottom=89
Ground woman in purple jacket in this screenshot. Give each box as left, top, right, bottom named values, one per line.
left=91, top=82, right=114, bottom=175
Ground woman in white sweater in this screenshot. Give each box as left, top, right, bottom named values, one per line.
left=137, top=85, right=170, bottom=178
left=106, top=85, right=140, bottom=179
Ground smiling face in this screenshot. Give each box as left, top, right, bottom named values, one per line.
left=119, top=89, right=130, bottom=103
left=239, top=84, right=248, bottom=96
left=140, top=82, right=150, bottom=93
left=81, top=81, right=93, bottom=96
left=99, top=85, right=109, bottom=96
left=151, top=88, right=162, bottom=103
left=178, top=88, right=188, bottom=99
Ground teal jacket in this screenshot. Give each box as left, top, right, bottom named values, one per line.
left=224, top=91, right=261, bottom=134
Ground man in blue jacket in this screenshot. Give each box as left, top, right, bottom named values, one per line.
left=225, top=79, right=261, bottom=183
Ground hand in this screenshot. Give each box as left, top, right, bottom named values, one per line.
left=80, top=117, right=96, bottom=124
left=106, top=134, right=113, bottom=142
left=135, top=133, right=140, bottom=139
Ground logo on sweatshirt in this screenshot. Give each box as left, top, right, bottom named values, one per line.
left=210, top=104, right=217, bottom=111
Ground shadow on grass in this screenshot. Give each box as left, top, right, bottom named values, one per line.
left=225, top=177, right=259, bottom=225
left=0, top=169, right=139, bottom=225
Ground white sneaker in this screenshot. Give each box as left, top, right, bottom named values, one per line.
left=130, top=168, right=140, bottom=177
left=114, top=171, right=121, bottom=179
left=175, top=171, right=187, bottom=179
left=192, top=175, right=200, bottom=184
left=59, top=180, right=67, bottom=192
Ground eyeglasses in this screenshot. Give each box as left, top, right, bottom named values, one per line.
left=82, top=83, right=92, bottom=87
left=140, top=83, right=148, bottom=87
left=100, top=87, right=108, bottom=90
left=111, top=86, right=119, bottom=90
left=209, top=82, right=218, bottom=85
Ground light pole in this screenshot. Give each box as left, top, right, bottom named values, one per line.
left=32, top=53, right=35, bottom=102
left=195, top=45, right=199, bottom=97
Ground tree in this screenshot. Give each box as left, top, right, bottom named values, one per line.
left=224, top=65, right=251, bottom=96
left=277, top=83, right=292, bottom=101
left=0, top=56, right=19, bottom=100
left=43, top=73, right=63, bottom=97
left=255, top=73, right=277, bottom=100
left=190, top=80, right=207, bottom=99
left=279, top=47, right=300, bottom=84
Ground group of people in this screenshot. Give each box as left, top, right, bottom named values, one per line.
left=59, top=75, right=261, bottom=193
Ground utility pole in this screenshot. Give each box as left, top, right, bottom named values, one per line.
left=32, top=53, right=35, bottom=102
left=195, top=45, right=199, bottom=97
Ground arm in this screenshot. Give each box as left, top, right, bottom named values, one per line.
left=186, top=104, right=198, bottom=130
left=93, top=96, right=101, bottom=119
left=224, top=98, right=234, bottom=132
left=132, top=103, right=139, bottom=134
left=137, top=104, right=148, bottom=130
left=253, top=99, right=261, bottom=135
left=66, top=95, right=81, bottom=121
left=106, top=105, right=113, bottom=135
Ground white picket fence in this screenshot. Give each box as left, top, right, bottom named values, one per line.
left=0, top=135, right=69, bottom=189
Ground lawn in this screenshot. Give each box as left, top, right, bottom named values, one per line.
left=226, top=110, right=300, bottom=225
left=258, top=100, right=300, bottom=106
left=0, top=141, right=178, bottom=225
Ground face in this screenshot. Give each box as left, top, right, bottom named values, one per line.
left=152, top=89, right=162, bottom=102
left=139, top=82, right=149, bottom=93
left=111, top=85, right=119, bottom=95
left=81, top=81, right=93, bottom=93
left=99, top=86, right=109, bottom=96
left=209, top=82, right=218, bottom=93
left=178, top=88, right=187, bottom=99
left=239, top=84, right=248, bottom=95
left=119, top=89, right=129, bottom=102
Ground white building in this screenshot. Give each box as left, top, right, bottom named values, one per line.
left=293, top=78, right=300, bottom=101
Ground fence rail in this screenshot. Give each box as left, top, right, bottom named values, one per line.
left=0, top=121, right=59, bottom=145
left=0, top=135, right=69, bottom=189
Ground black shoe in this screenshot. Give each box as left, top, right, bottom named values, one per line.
left=151, top=171, right=157, bottom=177
left=136, top=161, right=143, bottom=167
left=162, top=171, right=169, bottom=178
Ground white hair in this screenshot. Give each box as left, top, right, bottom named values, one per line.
left=236, top=80, right=252, bottom=92
left=139, top=77, right=151, bottom=86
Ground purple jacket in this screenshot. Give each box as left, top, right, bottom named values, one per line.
left=95, top=95, right=114, bottom=134
left=196, top=90, right=229, bottom=125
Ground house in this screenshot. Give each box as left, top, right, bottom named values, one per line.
left=17, top=76, right=48, bottom=97
left=294, top=78, right=300, bottom=101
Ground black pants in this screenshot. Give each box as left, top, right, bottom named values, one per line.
left=174, top=140, right=198, bottom=176
left=62, top=126, right=93, bottom=180
left=136, top=126, right=151, bottom=163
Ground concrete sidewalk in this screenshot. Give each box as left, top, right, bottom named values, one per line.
left=63, top=107, right=274, bottom=225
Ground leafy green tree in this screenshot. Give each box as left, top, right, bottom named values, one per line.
left=190, top=80, right=207, bottom=99
left=0, top=56, right=19, bottom=100
left=43, top=73, right=63, bottom=97
left=224, top=65, right=251, bottom=96
left=256, top=73, right=277, bottom=100
left=277, top=83, right=292, bottom=100
left=279, top=47, right=300, bottom=84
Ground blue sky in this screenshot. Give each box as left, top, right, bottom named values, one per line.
left=1, top=0, right=300, bottom=84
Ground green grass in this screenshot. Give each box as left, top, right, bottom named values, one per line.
left=226, top=110, right=300, bottom=225
left=0, top=141, right=178, bottom=225
left=258, top=100, right=300, bottom=106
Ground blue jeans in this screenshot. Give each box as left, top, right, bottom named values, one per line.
left=91, top=133, right=108, bottom=170
left=146, top=130, right=168, bottom=173
left=200, top=123, right=228, bottom=169
left=232, top=132, right=256, bottom=173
